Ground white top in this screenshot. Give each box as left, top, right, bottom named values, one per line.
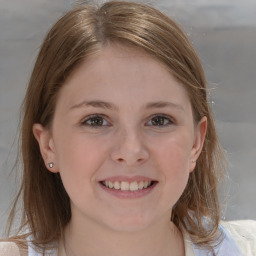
left=1, top=220, right=256, bottom=256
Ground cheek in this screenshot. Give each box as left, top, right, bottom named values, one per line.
left=55, top=130, right=104, bottom=166
left=161, top=146, right=190, bottom=187
left=153, top=133, right=192, bottom=171
left=54, top=132, right=109, bottom=192
left=151, top=135, right=192, bottom=198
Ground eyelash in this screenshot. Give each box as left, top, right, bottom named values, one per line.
left=81, top=114, right=110, bottom=128
left=80, top=114, right=175, bottom=128
left=145, top=114, right=175, bottom=127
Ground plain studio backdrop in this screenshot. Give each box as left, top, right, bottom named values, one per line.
left=0, top=0, right=256, bottom=235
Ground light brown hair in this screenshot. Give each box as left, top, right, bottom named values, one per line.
left=7, top=0, right=224, bottom=249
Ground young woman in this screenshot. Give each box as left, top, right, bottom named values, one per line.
left=1, top=1, right=255, bottom=255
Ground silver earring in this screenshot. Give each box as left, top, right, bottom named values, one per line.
left=192, top=160, right=196, bottom=163
left=48, top=162, right=54, bottom=168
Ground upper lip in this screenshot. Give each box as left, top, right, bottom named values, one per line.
left=99, top=175, right=157, bottom=183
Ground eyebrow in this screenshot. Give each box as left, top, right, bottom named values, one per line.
left=69, top=100, right=184, bottom=112
left=145, top=101, right=184, bottom=111
left=70, top=100, right=118, bottom=111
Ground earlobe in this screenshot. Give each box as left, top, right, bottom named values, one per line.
left=189, top=116, right=207, bottom=172
left=33, top=123, right=58, bottom=173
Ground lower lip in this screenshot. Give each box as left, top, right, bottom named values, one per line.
left=99, top=182, right=158, bottom=199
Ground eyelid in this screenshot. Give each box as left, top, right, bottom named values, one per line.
left=80, top=114, right=111, bottom=127
left=145, top=114, right=176, bottom=127
left=80, top=113, right=175, bottom=128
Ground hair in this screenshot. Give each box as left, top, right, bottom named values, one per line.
left=6, top=0, right=224, bottom=250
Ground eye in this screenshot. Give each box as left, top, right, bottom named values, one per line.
left=81, top=115, right=110, bottom=128
left=146, top=114, right=174, bottom=127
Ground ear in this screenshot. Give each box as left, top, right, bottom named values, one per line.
left=189, top=116, right=207, bottom=173
left=33, top=123, right=58, bottom=173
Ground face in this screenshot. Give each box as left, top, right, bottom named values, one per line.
left=34, top=44, right=206, bottom=233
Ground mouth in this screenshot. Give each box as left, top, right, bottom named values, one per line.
left=100, top=180, right=157, bottom=192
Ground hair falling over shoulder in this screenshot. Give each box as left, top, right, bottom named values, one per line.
left=5, top=0, right=225, bottom=250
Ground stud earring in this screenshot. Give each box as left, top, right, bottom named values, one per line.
left=48, top=162, right=54, bottom=168
left=192, top=160, right=196, bottom=163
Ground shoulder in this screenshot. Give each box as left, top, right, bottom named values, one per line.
left=0, top=235, right=58, bottom=256
left=184, top=219, right=256, bottom=256
left=0, top=236, right=29, bottom=256
left=0, top=241, right=21, bottom=256
left=220, top=220, right=256, bottom=255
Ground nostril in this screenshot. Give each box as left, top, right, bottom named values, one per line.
left=111, top=147, right=149, bottom=166
left=117, top=157, right=144, bottom=164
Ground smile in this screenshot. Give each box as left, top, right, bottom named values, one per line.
left=101, top=180, right=154, bottom=191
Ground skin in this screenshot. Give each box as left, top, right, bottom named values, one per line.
left=33, top=44, right=207, bottom=256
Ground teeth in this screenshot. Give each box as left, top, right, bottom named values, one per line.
left=109, top=181, right=114, bottom=188
left=130, top=181, right=139, bottom=191
left=102, top=180, right=153, bottom=191
left=139, top=181, right=144, bottom=190
left=144, top=181, right=149, bottom=188
left=121, top=181, right=130, bottom=191
left=114, top=181, right=120, bottom=190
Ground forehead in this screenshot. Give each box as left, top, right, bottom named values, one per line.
left=57, top=44, right=191, bottom=112
left=65, top=43, right=176, bottom=86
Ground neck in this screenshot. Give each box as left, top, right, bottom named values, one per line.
left=64, top=214, right=184, bottom=256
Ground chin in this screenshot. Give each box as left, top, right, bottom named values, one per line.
left=100, top=212, right=161, bottom=233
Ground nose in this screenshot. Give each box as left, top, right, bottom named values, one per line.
left=110, top=128, right=149, bottom=166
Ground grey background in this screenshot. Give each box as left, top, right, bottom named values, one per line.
left=0, top=0, right=256, bottom=235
